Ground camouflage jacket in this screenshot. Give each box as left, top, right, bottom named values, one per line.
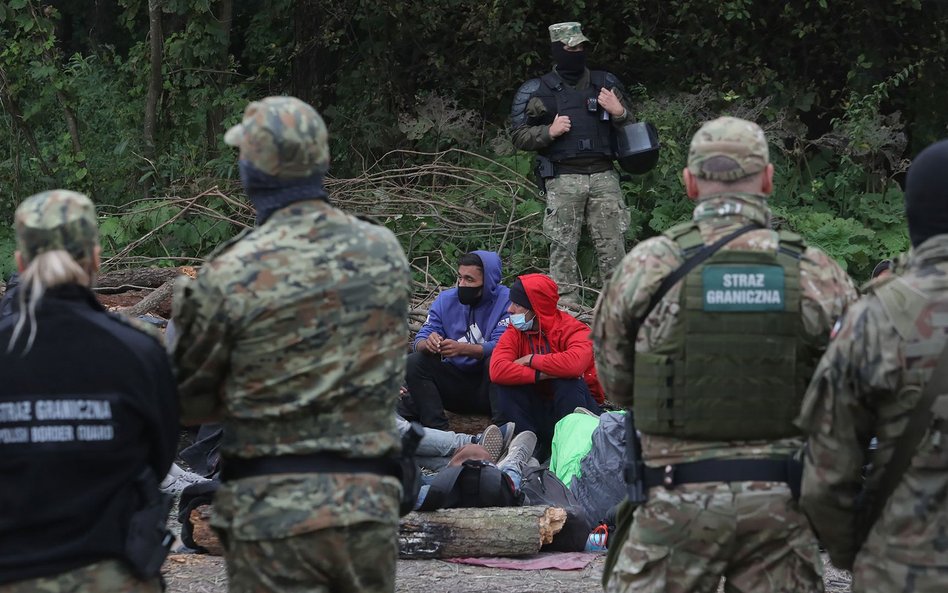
left=592, top=192, right=857, bottom=465
left=171, top=200, right=410, bottom=539
left=798, top=234, right=948, bottom=570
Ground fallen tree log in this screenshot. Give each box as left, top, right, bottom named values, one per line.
left=96, top=267, right=182, bottom=292
left=399, top=505, right=566, bottom=559
left=120, top=279, right=175, bottom=319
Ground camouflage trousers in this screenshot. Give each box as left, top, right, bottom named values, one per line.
left=853, top=540, right=948, bottom=593
left=220, top=522, right=397, bottom=593
left=543, top=170, right=629, bottom=304
left=0, top=560, right=161, bottom=593
left=605, top=482, right=823, bottom=593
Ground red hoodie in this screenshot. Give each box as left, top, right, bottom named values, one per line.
left=489, top=274, right=604, bottom=403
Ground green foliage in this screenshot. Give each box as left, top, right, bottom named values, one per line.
left=0, top=0, right=941, bottom=285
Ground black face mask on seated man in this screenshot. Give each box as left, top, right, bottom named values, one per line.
left=457, top=285, right=483, bottom=306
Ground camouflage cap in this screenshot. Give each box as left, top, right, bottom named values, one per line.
left=224, top=96, right=330, bottom=178
left=15, top=190, right=99, bottom=263
left=549, top=22, right=589, bottom=47
left=687, top=116, right=769, bottom=181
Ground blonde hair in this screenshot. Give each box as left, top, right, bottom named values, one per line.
left=8, top=250, right=93, bottom=354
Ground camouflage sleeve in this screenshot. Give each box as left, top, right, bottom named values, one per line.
left=171, top=270, right=233, bottom=425
left=592, top=237, right=682, bottom=406
left=610, top=85, right=635, bottom=127
left=510, top=97, right=555, bottom=152
left=797, top=300, right=880, bottom=570
left=799, top=247, right=859, bottom=342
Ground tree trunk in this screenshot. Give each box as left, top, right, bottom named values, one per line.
left=95, top=266, right=184, bottom=291
left=204, top=0, right=233, bottom=153
left=398, top=506, right=567, bottom=559
left=0, top=67, right=54, bottom=178
left=143, top=0, right=164, bottom=197
left=290, top=0, right=322, bottom=106
left=119, top=280, right=175, bottom=318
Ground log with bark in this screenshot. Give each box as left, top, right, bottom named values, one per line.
left=399, top=506, right=567, bottom=559
left=95, top=266, right=191, bottom=292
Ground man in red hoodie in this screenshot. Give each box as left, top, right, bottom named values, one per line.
left=489, top=273, right=603, bottom=460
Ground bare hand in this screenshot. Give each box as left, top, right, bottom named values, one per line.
left=549, top=114, right=571, bottom=138
left=597, top=88, right=624, bottom=117
left=421, top=332, right=443, bottom=354
left=439, top=339, right=466, bottom=358
left=514, top=354, right=533, bottom=366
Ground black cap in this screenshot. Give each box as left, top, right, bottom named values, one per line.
left=508, top=278, right=533, bottom=310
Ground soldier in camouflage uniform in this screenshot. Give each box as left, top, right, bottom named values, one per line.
left=510, top=22, right=634, bottom=304
left=593, top=116, right=857, bottom=593
left=798, top=139, right=948, bottom=592
left=171, top=97, right=410, bottom=593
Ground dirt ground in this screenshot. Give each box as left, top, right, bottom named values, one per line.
left=161, top=548, right=851, bottom=593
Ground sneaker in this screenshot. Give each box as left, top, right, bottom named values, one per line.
left=474, top=424, right=504, bottom=462
left=160, top=462, right=210, bottom=495
left=574, top=407, right=599, bottom=417
left=497, top=430, right=538, bottom=477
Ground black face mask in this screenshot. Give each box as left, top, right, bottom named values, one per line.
left=551, top=43, right=586, bottom=84
left=457, top=285, right=483, bottom=306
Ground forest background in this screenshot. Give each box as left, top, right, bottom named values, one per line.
left=1, top=0, right=946, bottom=301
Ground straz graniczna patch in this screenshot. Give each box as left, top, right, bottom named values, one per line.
left=702, top=265, right=785, bottom=311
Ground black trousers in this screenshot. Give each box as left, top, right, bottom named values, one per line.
left=493, top=378, right=601, bottom=462
left=400, top=351, right=494, bottom=430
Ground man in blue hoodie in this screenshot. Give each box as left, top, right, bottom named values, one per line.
left=399, top=251, right=511, bottom=429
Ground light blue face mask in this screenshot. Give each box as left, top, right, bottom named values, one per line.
left=511, top=313, right=534, bottom=331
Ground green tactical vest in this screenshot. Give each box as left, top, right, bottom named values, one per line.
left=633, top=222, right=818, bottom=440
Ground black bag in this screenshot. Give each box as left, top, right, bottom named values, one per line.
left=521, top=464, right=592, bottom=552
left=417, top=460, right=523, bottom=511
left=397, top=421, right=425, bottom=516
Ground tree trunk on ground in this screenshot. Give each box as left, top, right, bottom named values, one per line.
left=96, top=267, right=184, bottom=291
left=119, top=280, right=175, bottom=318
left=398, top=506, right=567, bottom=559
left=143, top=0, right=164, bottom=197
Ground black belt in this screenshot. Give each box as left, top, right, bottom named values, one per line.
left=221, top=452, right=400, bottom=482
left=643, top=458, right=800, bottom=491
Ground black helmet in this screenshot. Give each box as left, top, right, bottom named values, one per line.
left=614, top=122, right=660, bottom=175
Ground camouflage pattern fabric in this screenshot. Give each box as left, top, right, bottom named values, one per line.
left=593, top=191, right=857, bottom=593
left=221, top=521, right=397, bottom=593
left=172, top=199, right=409, bottom=537
left=687, top=116, right=769, bottom=182
left=0, top=560, right=160, bottom=593
left=797, top=235, right=948, bottom=591
left=548, top=22, right=590, bottom=46
left=224, top=96, right=330, bottom=178
left=14, top=190, right=98, bottom=264
left=606, top=482, right=822, bottom=593
left=543, top=170, right=629, bottom=303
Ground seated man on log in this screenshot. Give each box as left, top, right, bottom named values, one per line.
left=398, top=251, right=511, bottom=429
left=489, top=274, right=604, bottom=461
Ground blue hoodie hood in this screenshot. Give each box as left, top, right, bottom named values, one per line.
left=413, top=250, right=511, bottom=371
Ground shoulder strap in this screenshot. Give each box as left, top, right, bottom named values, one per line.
left=589, top=70, right=606, bottom=89
left=541, top=72, right=564, bottom=92
left=637, top=224, right=761, bottom=327
left=865, top=339, right=948, bottom=532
